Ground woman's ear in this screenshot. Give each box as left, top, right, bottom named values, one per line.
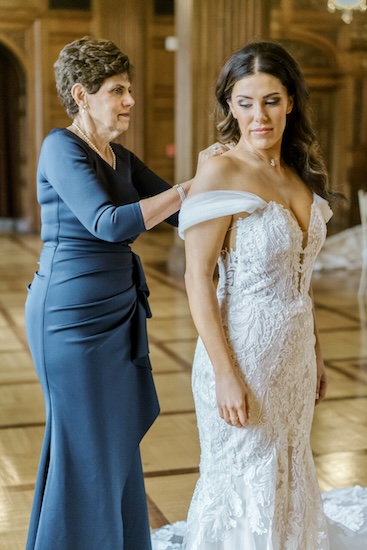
left=287, top=96, right=294, bottom=115
left=227, top=99, right=237, bottom=119
left=71, top=83, right=86, bottom=111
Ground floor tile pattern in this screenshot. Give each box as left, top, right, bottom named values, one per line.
left=1, top=230, right=367, bottom=549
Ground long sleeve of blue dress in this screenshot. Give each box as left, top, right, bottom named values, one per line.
left=37, top=128, right=178, bottom=245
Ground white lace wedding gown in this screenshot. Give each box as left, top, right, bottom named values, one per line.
left=151, top=191, right=367, bottom=550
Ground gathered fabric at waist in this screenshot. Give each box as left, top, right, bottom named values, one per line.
left=39, top=240, right=134, bottom=276
left=37, top=241, right=151, bottom=316
left=28, top=241, right=152, bottom=366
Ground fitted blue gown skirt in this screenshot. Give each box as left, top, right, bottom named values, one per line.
left=25, top=241, right=159, bottom=550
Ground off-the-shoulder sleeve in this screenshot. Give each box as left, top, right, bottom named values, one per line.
left=178, top=190, right=267, bottom=239
left=314, top=193, right=333, bottom=223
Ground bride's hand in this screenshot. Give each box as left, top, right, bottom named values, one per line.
left=215, top=369, right=251, bottom=428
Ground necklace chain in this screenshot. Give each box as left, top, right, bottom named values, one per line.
left=248, top=151, right=277, bottom=167
left=72, top=122, right=116, bottom=170
left=236, top=145, right=277, bottom=167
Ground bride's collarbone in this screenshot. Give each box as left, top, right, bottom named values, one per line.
left=241, top=174, right=312, bottom=209
left=231, top=166, right=284, bottom=197
left=226, top=166, right=313, bottom=223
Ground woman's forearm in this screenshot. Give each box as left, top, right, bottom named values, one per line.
left=139, top=180, right=192, bottom=230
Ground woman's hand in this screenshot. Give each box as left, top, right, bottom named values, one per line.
left=196, top=142, right=232, bottom=170
left=215, top=368, right=251, bottom=428
left=315, top=355, right=328, bottom=406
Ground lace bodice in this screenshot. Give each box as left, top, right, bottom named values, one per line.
left=180, top=190, right=332, bottom=322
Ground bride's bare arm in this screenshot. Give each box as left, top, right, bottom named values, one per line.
left=184, top=214, right=251, bottom=427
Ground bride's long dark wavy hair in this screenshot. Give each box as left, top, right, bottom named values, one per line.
left=215, top=41, right=338, bottom=201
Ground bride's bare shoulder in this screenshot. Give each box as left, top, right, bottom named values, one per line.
left=189, top=153, right=252, bottom=196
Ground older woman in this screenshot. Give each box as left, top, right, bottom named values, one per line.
left=25, top=35, right=206, bottom=550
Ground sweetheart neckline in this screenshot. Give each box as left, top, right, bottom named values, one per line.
left=228, top=197, right=316, bottom=243
left=227, top=200, right=318, bottom=261
left=268, top=199, right=315, bottom=239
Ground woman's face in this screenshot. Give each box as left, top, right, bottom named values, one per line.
left=83, top=73, right=135, bottom=139
left=228, top=71, right=293, bottom=152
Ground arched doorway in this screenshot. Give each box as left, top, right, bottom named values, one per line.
left=0, top=42, right=28, bottom=231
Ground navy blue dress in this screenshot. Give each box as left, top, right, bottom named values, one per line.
left=25, top=128, right=178, bottom=550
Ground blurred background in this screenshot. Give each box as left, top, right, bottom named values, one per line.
left=0, top=0, right=367, bottom=237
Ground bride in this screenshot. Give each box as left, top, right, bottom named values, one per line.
left=152, top=41, right=367, bottom=549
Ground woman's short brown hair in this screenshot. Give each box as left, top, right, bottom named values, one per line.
left=54, top=35, right=133, bottom=118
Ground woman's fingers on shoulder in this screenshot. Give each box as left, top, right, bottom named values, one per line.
left=197, top=141, right=235, bottom=169
left=199, top=141, right=230, bottom=157
left=209, top=141, right=234, bottom=155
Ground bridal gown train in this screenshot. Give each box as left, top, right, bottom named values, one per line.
left=151, top=191, right=367, bottom=550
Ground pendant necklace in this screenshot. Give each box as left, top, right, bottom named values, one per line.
left=236, top=144, right=277, bottom=168
left=72, top=122, right=116, bottom=170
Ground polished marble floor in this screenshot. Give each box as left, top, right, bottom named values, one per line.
left=0, top=229, right=367, bottom=549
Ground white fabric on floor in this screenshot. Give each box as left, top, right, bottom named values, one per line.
left=313, top=225, right=362, bottom=271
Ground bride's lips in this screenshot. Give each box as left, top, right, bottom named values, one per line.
left=252, top=127, right=272, bottom=135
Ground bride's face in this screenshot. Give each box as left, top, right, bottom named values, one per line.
left=228, top=71, right=293, bottom=152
